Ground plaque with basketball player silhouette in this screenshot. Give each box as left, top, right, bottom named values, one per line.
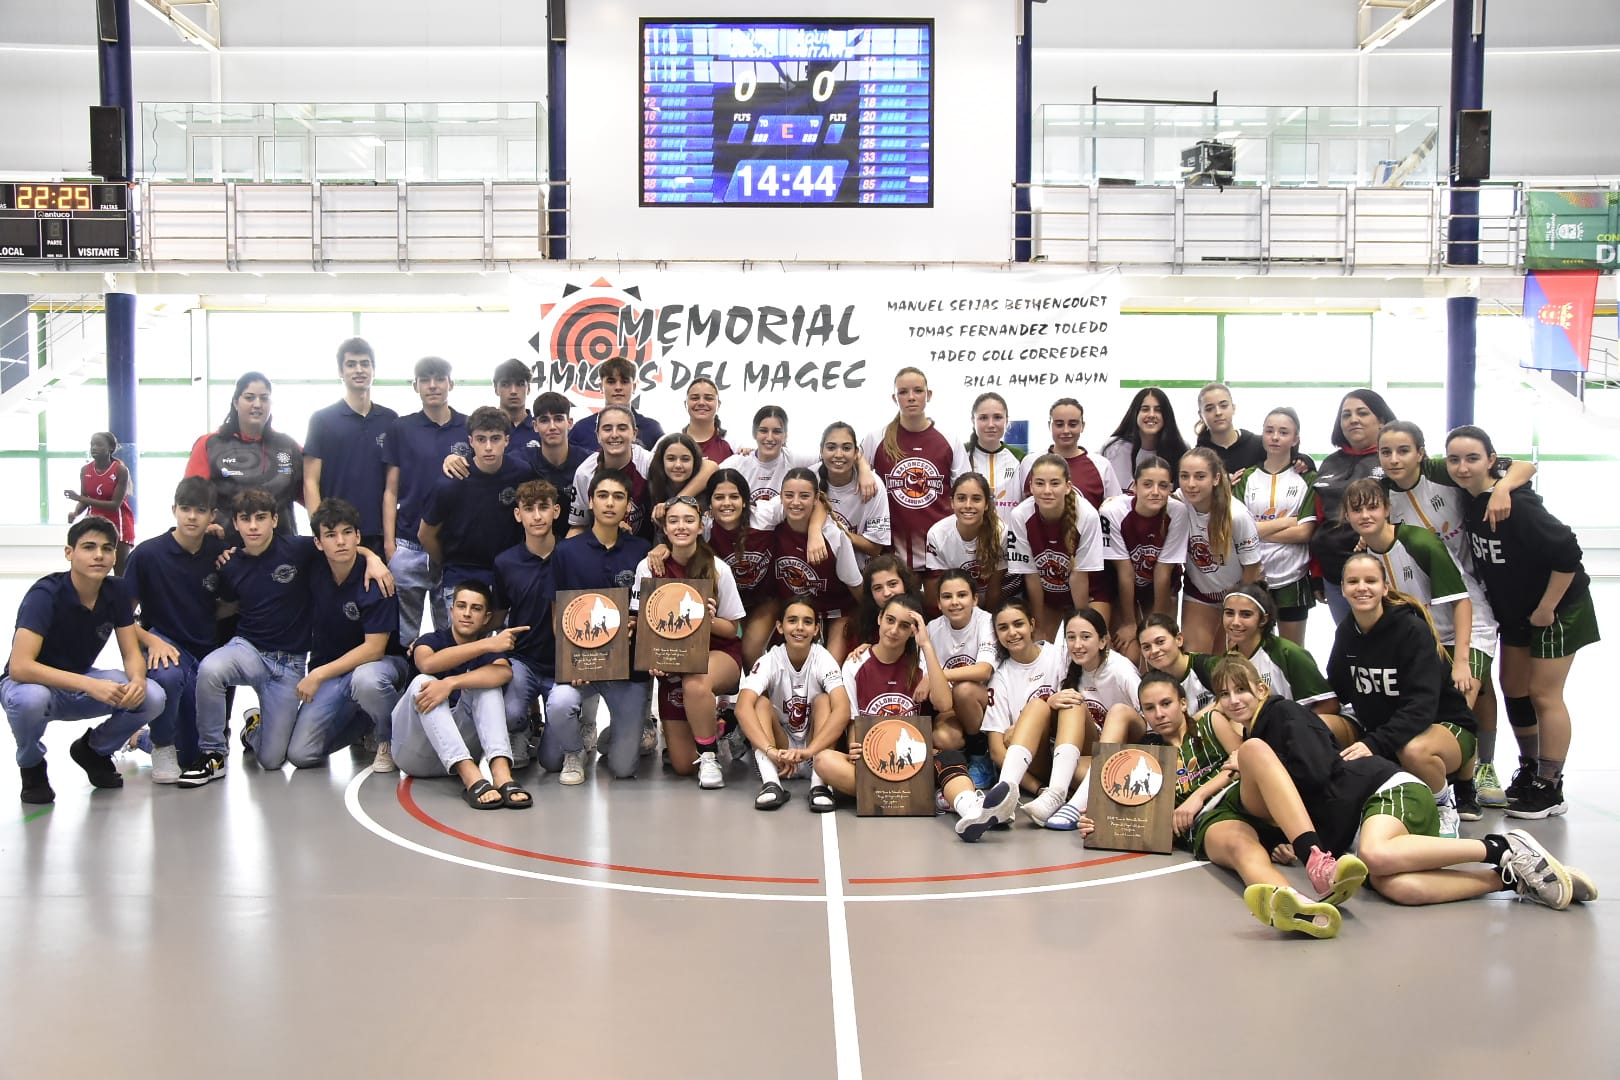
left=1084, top=742, right=1177, bottom=854
left=633, top=577, right=713, bottom=674
left=555, top=588, right=631, bottom=682
left=853, top=714, right=935, bottom=817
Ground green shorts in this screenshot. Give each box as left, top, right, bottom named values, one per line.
left=1267, top=577, right=1315, bottom=621
left=1439, top=721, right=1478, bottom=767
left=1190, top=783, right=1286, bottom=860
left=1499, top=594, right=1601, bottom=659
left=1359, top=780, right=1439, bottom=839
left=1444, top=646, right=1492, bottom=683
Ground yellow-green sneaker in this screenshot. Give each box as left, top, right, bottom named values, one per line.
left=1244, top=883, right=1341, bottom=939
left=1475, top=762, right=1508, bottom=808
left=1321, top=853, right=1368, bottom=907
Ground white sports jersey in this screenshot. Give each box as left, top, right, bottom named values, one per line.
left=1182, top=499, right=1262, bottom=601
left=1006, top=496, right=1105, bottom=596
left=927, top=608, right=997, bottom=671
left=720, top=449, right=816, bottom=505
left=1100, top=439, right=1156, bottom=494
left=825, top=477, right=892, bottom=561
left=1068, top=650, right=1142, bottom=726
left=628, top=556, right=746, bottom=622
left=982, top=640, right=1066, bottom=734
left=568, top=444, right=653, bottom=528
left=952, top=443, right=1023, bottom=515
left=924, top=517, right=1006, bottom=579
left=1387, top=474, right=1498, bottom=649
left=742, top=643, right=845, bottom=746
left=1237, top=467, right=1316, bottom=588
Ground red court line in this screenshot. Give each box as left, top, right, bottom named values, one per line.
left=396, top=778, right=822, bottom=885
left=849, top=851, right=1147, bottom=885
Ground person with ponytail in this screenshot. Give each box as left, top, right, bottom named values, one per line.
left=770, top=467, right=864, bottom=660
left=854, top=555, right=925, bottom=649
left=68, top=431, right=135, bottom=574
left=185, top=371, right=304, bottom=544
left=720, top=406, right=815, bottom=505
left=645, top=431, right=717, bottom=536
left=861, top=367, right=958, bottom=572
left=980, top=600, right=1069, bottom=811
left=1233, top=407, right=1317, bottom=645
left=1177, top=447, right=1262, bottom=654
left=1137, top=613, right=1219, bottom=716
left=1018, top=397, right=1120, bottom=510
left=1447, top=424, right=1598, bottom=820
left=1099, top=456, right=1188, bottom=661
left=818, top=420, right=890, bottom=566
left=1219, top=583, right=1348, bottom=740
left=681, top=377, right=734, bottom=464
left=700, top=469, right=778, bottom=668
left=1328, top=552, right=1479, bottom=839
left=1006, top=453, right=1106, bottom=641
left=631, top=495, right=747, bottom=791
left=952, top=392, right=1022, bottom=515
left=924, top=472, right=1010, bottom=611
left=1100, top=387, right=1191, bottom=494
left=926, top=568, right=996, bottom=756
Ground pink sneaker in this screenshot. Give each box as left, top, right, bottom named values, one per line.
left=1305, top=846, right=1338, bottom=897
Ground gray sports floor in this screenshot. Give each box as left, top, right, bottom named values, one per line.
left=3, top=575, right=1617, bottom=1078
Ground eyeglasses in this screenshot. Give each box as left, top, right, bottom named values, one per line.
left=665, top=495, right=702, bottom=510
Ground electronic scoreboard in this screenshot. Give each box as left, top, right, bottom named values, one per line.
left=641, top=19, right=933, bottom=207
left=0, top=182, right=134, bottom=261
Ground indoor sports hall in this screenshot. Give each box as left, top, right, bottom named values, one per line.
left=3, top=3, right=1618, bottom=1077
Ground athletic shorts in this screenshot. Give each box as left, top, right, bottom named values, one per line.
left=1439, top=720, right=1478, bottom=767
left=1359, top=778, right=1440, bottom=839
left=1443, top=646, right=1492, bottom=684
left=1498, top=594, right=1600, bottom=659
left=1268, top=577, right=1314, bottom=623
left=1190, top=783, right=1286, bottom=861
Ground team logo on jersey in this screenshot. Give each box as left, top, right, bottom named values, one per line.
left=729, top=550, right=771, bottom=590
left=343, top=602, right=361, bottom=621
left=861, top=718, right=927, bottom=780
left=661, top=682, right=685, bottom=710
left=1085, top=698, right=1107, bottom=725
left=945, top=653, right=975, bottom=669
left=1033, top=549, right=1072, bottom=594
left=561, top=593, right=622, bottom=647
left=375, top=433, right=387, bottom=449
left=864, top=692, right=917, bottom=717
left=785, top=696, right=810, bottom=734
left=452, top=441, right=472, bottom=458
left=774, top=556, right=823, bottom=596
left=645, top=582, right=705, bottom=639
left=95, top=621, right=114, bottom=643
left=890, top=456, right=945, bottom=510
left=752, top=487, right=780, bottom=503
left=1189, top=537, right=1215, bottom=571
left=1099, top=748, right=1164, bottom=806
left=202, top=572, right=220, bottom=595
left=272, top=564, right=298, bottom=584
left=612, top=568, right=639, bottom=591
left=1131, top=545, right=1162, bottom=588
left=499, top=487, right=518, bottom=506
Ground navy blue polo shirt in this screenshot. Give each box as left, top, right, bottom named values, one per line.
left=420, top=455, right=534, bottom=582
left=568, top=409, right=665, bottom=453
left=527, top=444, right=590, bottom=539
left=5, top=572, right=133, bottom=679
left=218, top=535, right=321, bottom=654
left=381, top=408, right=468, bottom=543
left=491, top=542, right=557, bottom=670
left=553, top=530, right=651, bottom=683
left=305, top=399, right=400, bottom=538
left=509, top=413, right=545, bottom=463
left=124, top=530, right=227, bottom=658
left=309, top=559, right=405, bottom=668
left=411, top=629, right=507, bottom=706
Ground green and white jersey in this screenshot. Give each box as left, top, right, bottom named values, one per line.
left=1384, top=461, right=1498, bottom=652
left=1199, top=636, right=1335, bottom=708
left=1235, top=466, right=1317, bottom=588
left=1169, top=653, right=1216, bottom=715
left=1144, top=710, right=1233, bottom=806
left=1366, top=524, right=1469, bottom=648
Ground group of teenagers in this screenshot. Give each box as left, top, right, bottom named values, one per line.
left=2, top=341, right=1600, bottom=938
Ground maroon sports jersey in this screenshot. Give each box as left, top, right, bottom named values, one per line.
left=708, top=523, right=775, bottom=605
left=772, top=524, right=853, bottom=615
left=845, top=650, right=926, bottom=716
left=864, top=423, right=954, bottom=571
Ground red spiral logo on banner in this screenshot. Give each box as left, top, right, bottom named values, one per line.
left=545, top=288, right=656, bottom=403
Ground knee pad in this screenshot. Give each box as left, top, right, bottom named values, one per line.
left=1504, top=695, right=1537, bottom=731
left=934, top=748, right=968, bottom=790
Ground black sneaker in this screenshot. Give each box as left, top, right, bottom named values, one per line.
left=1505, top=774, right=1568, bottom=819
left=1504, top=759, right=1537, bottom=804
left=19, top=762, right=54, bottom=804
left=239, top=709, right=261, bottom=756
left=1455, top=779, right=1483, bottom=822
left=177, top=753, right=228, bottom=788
left=69, top=733, right=124, bottom=789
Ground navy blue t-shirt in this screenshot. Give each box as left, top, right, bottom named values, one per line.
left=381, top=408, right=468, bottom=543
left=568, top=409, right=665, bottom=453
left=305, top=399, right=399, bottom=537
left=420, top=455, right=533, bottom=580
left=124, top=530, right=227, bottom=659
left=491, top=542, right=557, bottom=670
left=411, top=629, right=507, bottom=707
left=218, top=535, right=321, bottom=654
left=525, top=444, right=590, bottom=539
left=309, top=560, right=405, bottom=668
left=6, top=572, right=134, bottom=679
left=508, top=413, right=545, bottom=463
left=553, top=530, right=651, bottom=684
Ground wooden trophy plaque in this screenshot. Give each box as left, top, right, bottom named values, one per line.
left=853, top=714, right=935, bottom=817
left=554, top=587, right=631, bottom=682
left=633, top=577, right=713, bottom=674
left=1084, top=742, right=1177, bottom=854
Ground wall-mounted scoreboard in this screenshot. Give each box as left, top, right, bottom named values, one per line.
left=0, top=183, right=134, bottom=261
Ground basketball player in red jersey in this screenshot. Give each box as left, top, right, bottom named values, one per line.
left=861, top=367, right=957, bottom=574
left=66, top=432, right=135, bottom=574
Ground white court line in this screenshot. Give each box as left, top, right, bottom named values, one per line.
left=821, top=811, right=862, bottom=1080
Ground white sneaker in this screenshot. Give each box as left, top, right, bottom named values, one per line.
left=371, top=741, right=397, bottom=774
left=1501, top=829, right=1573, bottom=910
left=1436, top=801, right=1460, bottom=840
left=1020, top=786, right=1067, bottom=827
left=560, top=751, right=586, bottom=786
left=696, top=751, right=724, bottom=789
left=150, top=745, right=181, bottom=784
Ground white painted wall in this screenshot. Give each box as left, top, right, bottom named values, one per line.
left=564, top=1, right=1016, bottom=262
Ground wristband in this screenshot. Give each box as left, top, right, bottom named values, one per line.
left=735, top=621, right=745, bottom=640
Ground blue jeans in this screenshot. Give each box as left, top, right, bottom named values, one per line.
left=544, top=679, right=650, bottom=779
left=389, top=539, right=442, bottom=641
left=390, top=675, right=511, bottom=777
left=286, top=656, right=409, bottom=768
left=145, top=633, right=200, bottom=758
left=503, top=656, right=556, bottom=733
left=1321, top=578, right=1351, bottom=626
left=2, top=670, right=166, bottom=768
left=195, top=636, right=306, bottom=769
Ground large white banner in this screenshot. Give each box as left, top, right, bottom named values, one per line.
left=522, top=268, right=1123, bottom=451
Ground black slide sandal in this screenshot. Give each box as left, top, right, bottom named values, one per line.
left=755, top=781, right=790, bottom=811
left=498, top=780, right=533, bottom=810
left=462, top=778, right=502, bottom=809
left=809, top=784, right=836, bottom=813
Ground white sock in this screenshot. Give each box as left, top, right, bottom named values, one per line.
left=755, top=748, right=776, bottom=785
left=999, top=744, right=1033, bottom=790
left=1063, top=772, right=1091, bottom=812
left=810, top=767, right=824, bottom=789
left=953, top=788, right=984, bottom=819
left=1048, top=743, right=1082, bottom=799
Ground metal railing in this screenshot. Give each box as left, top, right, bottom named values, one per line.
left=0, top=297, right=107, bottom=418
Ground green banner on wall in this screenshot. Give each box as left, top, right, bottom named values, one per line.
left=1525, top=190, right=1620, bottom=270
